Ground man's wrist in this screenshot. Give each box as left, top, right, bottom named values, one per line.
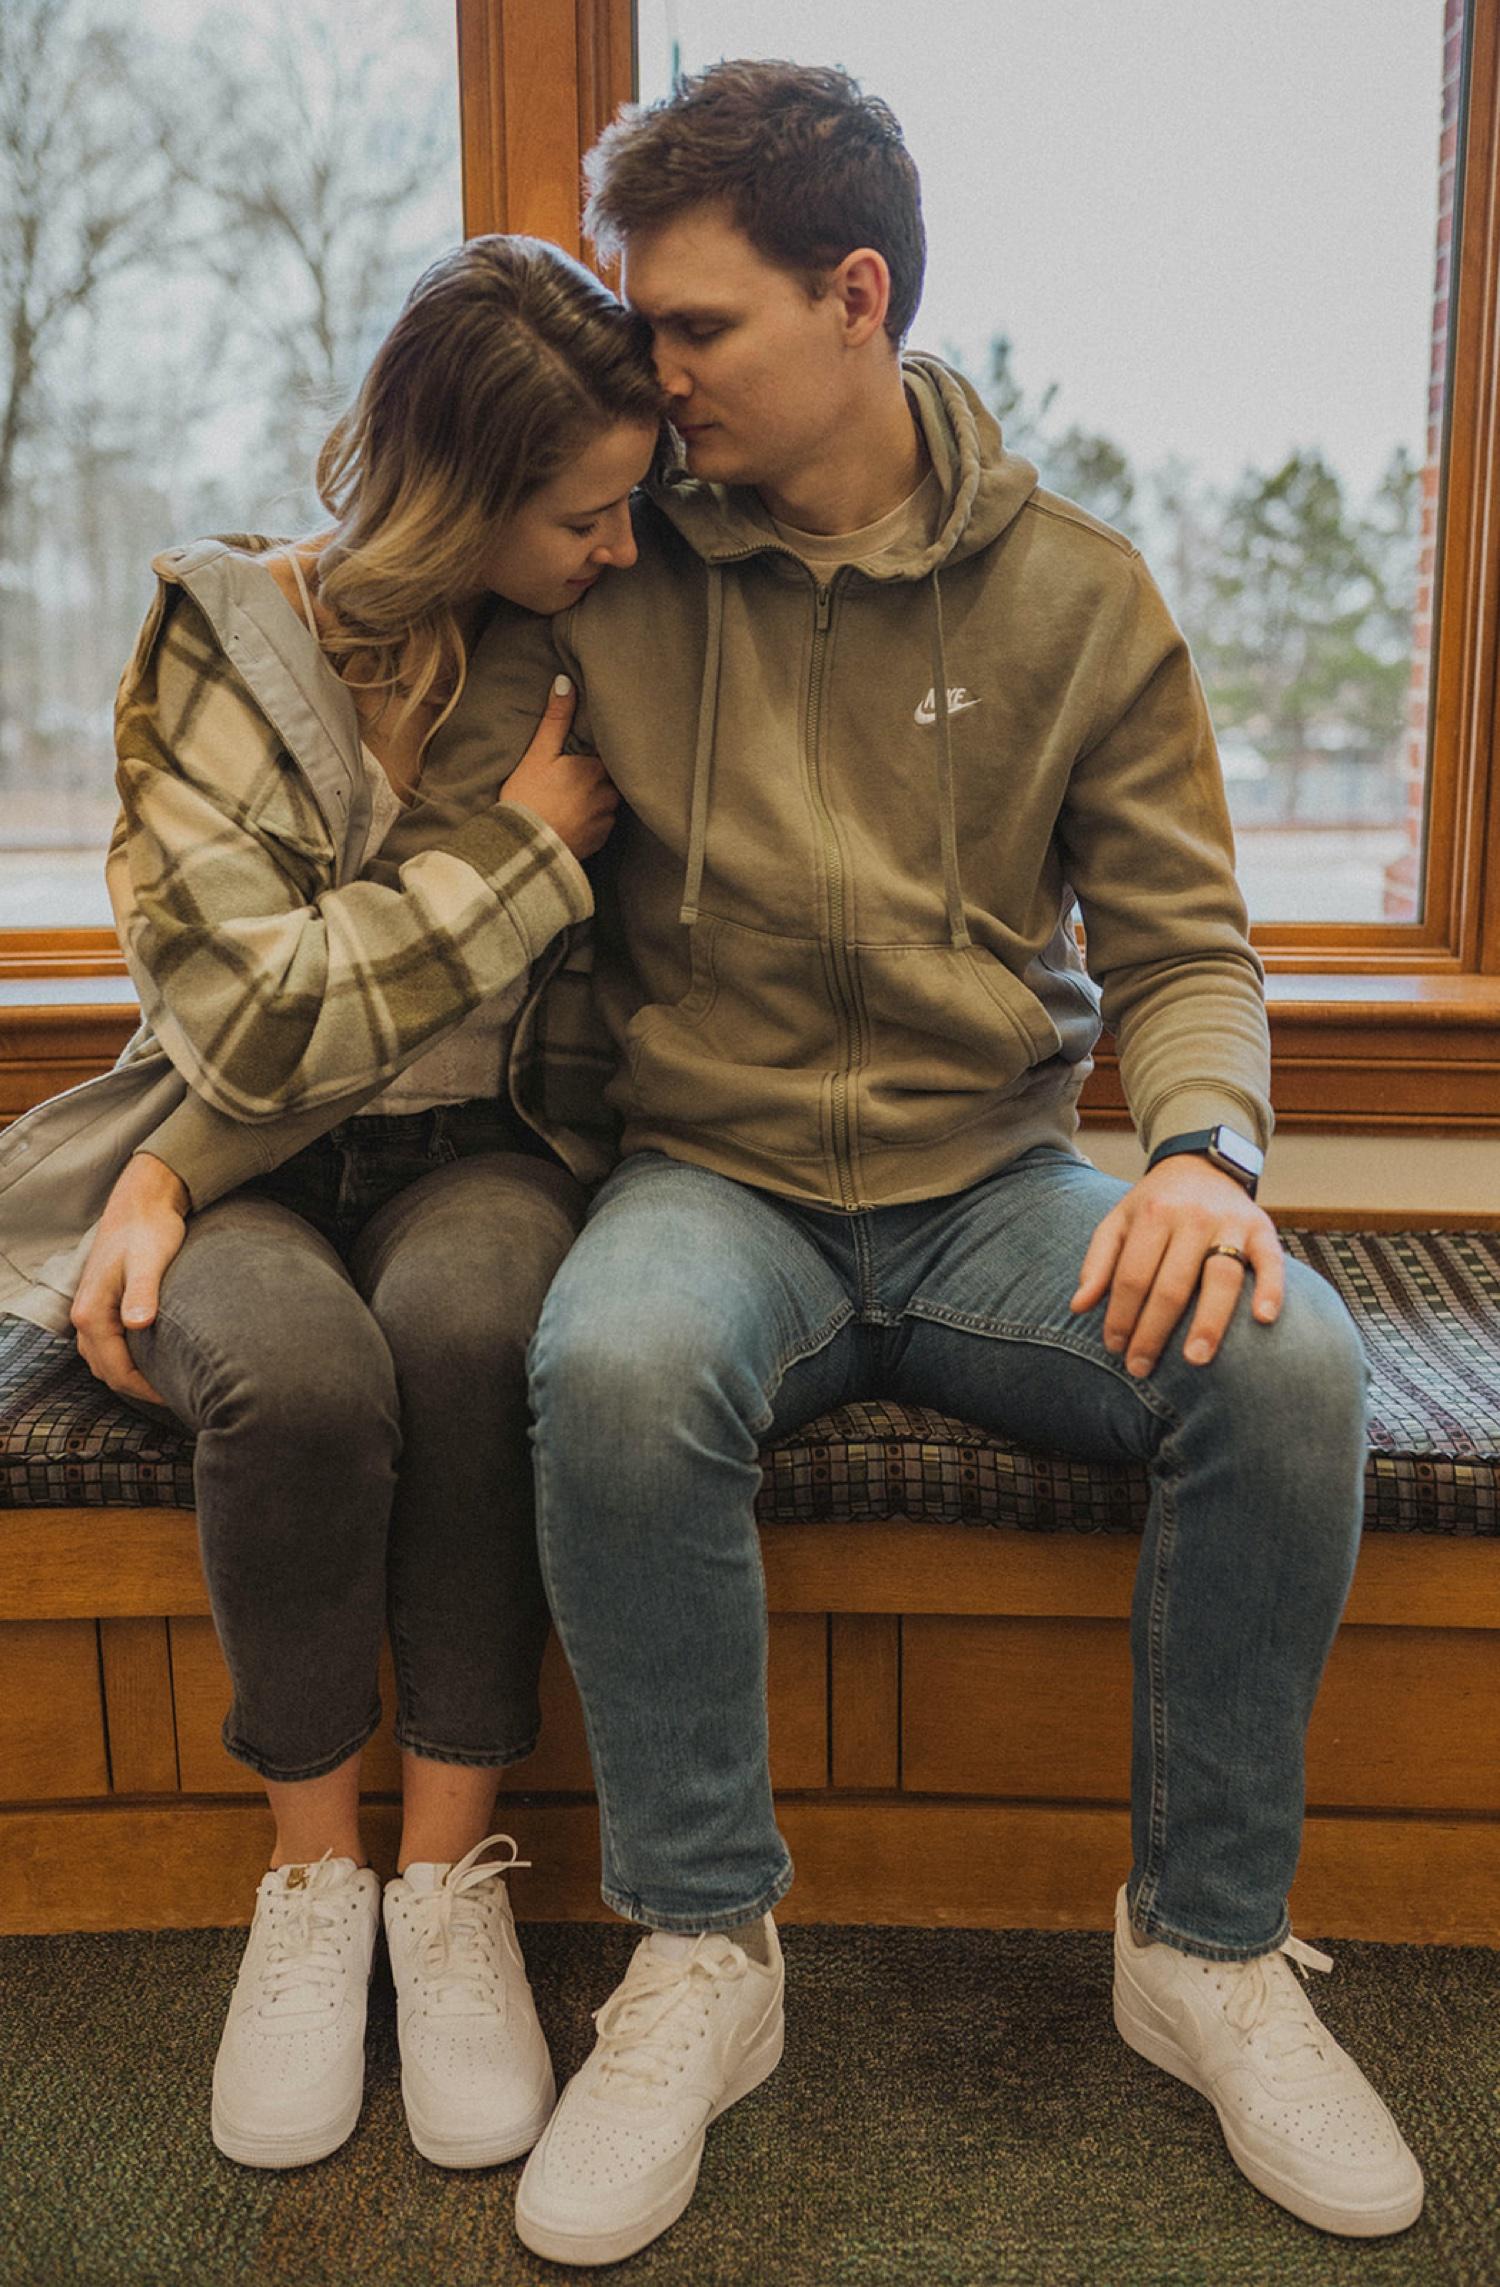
left=1145, top=1124, right=1264, bottom=1198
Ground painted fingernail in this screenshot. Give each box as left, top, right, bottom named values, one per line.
left=552, top=673, right=573, bottom=697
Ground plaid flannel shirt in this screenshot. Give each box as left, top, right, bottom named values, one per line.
left=0, top=540, right=619, bottom=1324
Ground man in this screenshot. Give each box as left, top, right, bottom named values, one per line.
left=434, top=59, right=1420, bottom=2266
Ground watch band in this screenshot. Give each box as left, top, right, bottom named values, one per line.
left=1146, top=1125, right=1263, bottom=1197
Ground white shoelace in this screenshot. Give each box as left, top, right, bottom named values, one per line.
left=1224, top=1932, right=1336, bottom=2069
left=406, top=1832, right=529, bottom=2011
left=256, top=1852, right=356, bottom=2016
left=593, top=1935, right=748, bottom=2094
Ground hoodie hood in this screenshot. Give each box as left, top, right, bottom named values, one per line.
left=646, top=352, right=1039, bottom=581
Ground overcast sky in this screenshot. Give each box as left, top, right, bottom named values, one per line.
left=637, top=1, right=1446, bottom=501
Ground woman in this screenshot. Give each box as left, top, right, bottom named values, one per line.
left=0, top=235, right=662, bottom=2170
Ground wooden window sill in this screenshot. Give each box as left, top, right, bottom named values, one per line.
left=3, top=969, right=1498, bottom=1133
left=1085, top=972, right=1500, bottom=1130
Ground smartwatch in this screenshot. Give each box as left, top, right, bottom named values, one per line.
left=1146, top=1124, right=1264, bottom=1198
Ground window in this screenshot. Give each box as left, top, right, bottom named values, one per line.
left=0, top=0, right=463, bottom=934
left=4, top=0, right=1497, bottom=1141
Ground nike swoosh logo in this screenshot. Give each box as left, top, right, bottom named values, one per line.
left=914, top=696, right=981, bottom=725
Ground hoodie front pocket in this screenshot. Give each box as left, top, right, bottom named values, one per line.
left=622, top=921, right=721, bottom=1087
left=617, top=916, right=843, bottom=1154
left=853, top=944, right=1064, bottom=1149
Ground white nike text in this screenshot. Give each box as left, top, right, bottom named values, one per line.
left=915, top=686, right=980, bottom=725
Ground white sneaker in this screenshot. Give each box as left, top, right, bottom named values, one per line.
left=515, top=1918, right=785, bottom=2265
left=1112, top=1885, right=1424, bottom=2236
left=211, top=1856, right=380, bottom=2168
left=383, top=1833, right=555, bottom=2167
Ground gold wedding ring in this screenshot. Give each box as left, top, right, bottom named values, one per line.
left=1205, top=1243, right=1251, bottom=1268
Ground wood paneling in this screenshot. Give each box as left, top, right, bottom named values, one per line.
left=2, top=1496, right=1495, bottom=1940
left=1306, top=1625, right=1500, bottom=1812
left=497, top=0, right=582, bottom=249
left=574, top=0, right=634, bottom=208
left=831, top=1614, right=900, bottom=1790
left=772, top=1799, right=1500, bottom=1947
left=100, top=1617, right=178, bottom=1795
left=0, top=1509, right=210, bottom=1622
left=766, top=1613, right=831, bottom=1790
left=5, top=1793, right=1490, bottom=1939
left=0, top=1620, right=110, bottom=1801
left=902, top=1617, right=1131, bottom=1801
left=765, top=1523, right=1500, bottom=1631
left=0, top=1004, right=136, bottom=1121
left=3, top=1794, right=1494, bottom=1943
left=6, top=1511, right=1499, bottom=1631
left=902, top=1614, right=1500, bottom=1815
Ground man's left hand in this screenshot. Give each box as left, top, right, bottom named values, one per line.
left=1069, top=1156, right=1283, bottom=1377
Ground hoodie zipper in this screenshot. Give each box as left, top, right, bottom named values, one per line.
left=685, top=539, right=873, bottom=1207
left=806, top=576, right=866, bottom=1210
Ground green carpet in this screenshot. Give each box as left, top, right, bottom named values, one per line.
left=2, top=1923, right=1495, bottom=2286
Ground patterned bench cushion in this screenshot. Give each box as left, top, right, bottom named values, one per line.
left=2, top=1231, right=1497, bottom=1536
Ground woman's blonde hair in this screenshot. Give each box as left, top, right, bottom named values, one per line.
left=310, top=234, right=663, bottom=728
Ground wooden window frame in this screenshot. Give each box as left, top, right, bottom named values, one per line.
left=4, top=0, right=1498, bottom=1136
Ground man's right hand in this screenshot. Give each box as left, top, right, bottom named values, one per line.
left=71, top=1151, right=189, bottom=1406
left=499, top=674, right=619, bottom=859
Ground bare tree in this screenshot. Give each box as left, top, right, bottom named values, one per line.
left=0, top=0, right=456, bottom=894
left=0, top=0, right=180, bottom=786
left=159, top=0, right=455, bottom=511
left=0, top=1, right=172, bottom=543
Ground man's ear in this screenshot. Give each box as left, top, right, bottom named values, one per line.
left=830, top=248, right=893, bottom=349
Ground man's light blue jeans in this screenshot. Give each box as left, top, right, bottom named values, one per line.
left=528, top=1145, right=1367, bottom=1961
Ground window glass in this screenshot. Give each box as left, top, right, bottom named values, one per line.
left=636, top=0, right=1454, bottom=924
left=0, top=0, right=462, bottom=927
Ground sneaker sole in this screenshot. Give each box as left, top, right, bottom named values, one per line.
left=514, top=2011, right=784, bottom=2265
left=211, top=2086, right=363, bottom=2170
left=404, top=2066, right=557, bottom=2169
left=1112, top=1977, right=1424, bottom=2238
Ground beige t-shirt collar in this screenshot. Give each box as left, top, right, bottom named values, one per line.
left=769, top=467, right=943, bottom=575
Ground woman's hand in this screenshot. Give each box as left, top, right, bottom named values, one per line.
left=500, top=675, right=619, bottom=859
left=71, top=1152, right=189, bottom=1406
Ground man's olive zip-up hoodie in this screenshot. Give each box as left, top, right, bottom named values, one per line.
left=442, top=354, right=1272, bottom=1210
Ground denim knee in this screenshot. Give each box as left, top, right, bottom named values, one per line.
left=1161, top=1257, right=1369, bottom=1572
left=531, top=1282, right=771, bottom=1454
left=1213, top=1257, right=1367, bottom=1428
left=217, top=1324, right=400, bottom=1465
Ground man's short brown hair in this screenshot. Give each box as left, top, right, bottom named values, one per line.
left=583, top=58, right=926, bottom=347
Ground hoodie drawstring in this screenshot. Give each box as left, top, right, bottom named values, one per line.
left=681, top=559, right=970, bottom=951
left=679, top=563, right=724, bottom=928
left=928, top=573, right=971, bottom=949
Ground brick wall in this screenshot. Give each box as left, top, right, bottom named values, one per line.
left=1384, top=0, right=1467, bottom=919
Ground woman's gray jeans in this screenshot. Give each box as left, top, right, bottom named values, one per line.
left=129, top=1104, right=584, bottom=1782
